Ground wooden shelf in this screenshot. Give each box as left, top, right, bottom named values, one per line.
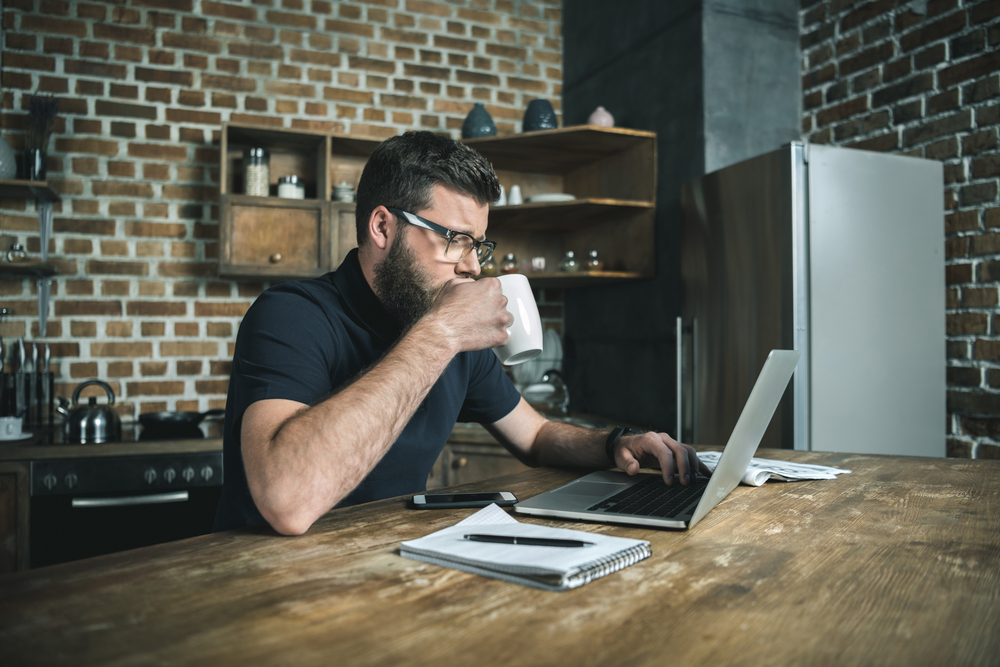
left=488, top=198, right=654, bottom=232
left=0, top=179, right=59, bottom=202
left=220, top=124, right=657, bottom=285
left=465, top=125, right=657, bottom=173
left=511, top=270, right=649, bottom=288
left=0, top=262, right=58, bottom=279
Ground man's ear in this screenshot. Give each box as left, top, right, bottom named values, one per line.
left=367, top=206, right=395, bottom=251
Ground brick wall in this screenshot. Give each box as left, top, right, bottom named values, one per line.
left=800, top=0, right=1000, bottom=459
left=0, top=0, right=562, bottom=421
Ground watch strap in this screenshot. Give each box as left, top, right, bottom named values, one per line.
left=605, top=426, right=639, bottom=465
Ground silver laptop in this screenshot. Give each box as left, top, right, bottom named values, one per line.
left=515, top=349, right=801, bottom=529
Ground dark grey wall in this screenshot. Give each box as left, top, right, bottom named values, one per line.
left=562, top=0, right=800, bottom=432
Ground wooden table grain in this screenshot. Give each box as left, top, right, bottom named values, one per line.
left=1, top=449, right=998, bottom=666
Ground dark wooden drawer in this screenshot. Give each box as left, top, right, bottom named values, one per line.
left=220, top=195, right=329, bottom=278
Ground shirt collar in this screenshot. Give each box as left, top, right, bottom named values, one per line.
left=332, top=248, right=404, bottom=343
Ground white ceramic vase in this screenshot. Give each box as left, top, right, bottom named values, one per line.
left=587, top=106, right=615, bottom=127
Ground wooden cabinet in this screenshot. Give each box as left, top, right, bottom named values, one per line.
left=218, top=123, right=381, bottom=278
left=427, top=425, right=532, bottom=490
left=0, top=462, right=29, bottom=573
left=218, top=125, right=657, bottom=285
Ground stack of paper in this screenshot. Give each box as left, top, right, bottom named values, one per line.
left=400, top=504, right=650, bottom=591
left=697, top=451, right=851, bottom=487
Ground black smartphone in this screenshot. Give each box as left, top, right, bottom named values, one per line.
left=411, top=491, right=517, bottom=509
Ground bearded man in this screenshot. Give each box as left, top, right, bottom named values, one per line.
left=214, top=131, right=705, bottom=535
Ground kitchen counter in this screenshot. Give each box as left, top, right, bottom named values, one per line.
left=2, top=449, right=997, bottom=666
left=0, top=414, right=611, bottom=462
left=0, top=437, right=224, bottom=462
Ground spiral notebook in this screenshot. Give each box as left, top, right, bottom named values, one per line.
left=400, top=503, right=650, bottom=591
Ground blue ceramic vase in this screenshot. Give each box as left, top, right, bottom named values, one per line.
left=522, top=99, right=558, bottom=133
left=461, top=103, right=496, bottom=139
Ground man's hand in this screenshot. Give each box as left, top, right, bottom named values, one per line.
left=612, top=431, right=713, bottom=486
left=421, top=277, right=513, bottom=353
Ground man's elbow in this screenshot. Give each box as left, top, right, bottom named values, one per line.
left=260, top=503, right=316, bottom=536
left=249, top=479, right=320, bottom=535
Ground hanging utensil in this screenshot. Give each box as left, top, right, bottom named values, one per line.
left=37, top=278, right=51, bottom=337
left=43, top=343, right=51, bottom=432
left=0, top=339, right=5, bottom=418
left=39, top=199, right=52, bottom=263
left=28, top=343, right=38, bottom=427
left=15, top=338, right=25, bottom=418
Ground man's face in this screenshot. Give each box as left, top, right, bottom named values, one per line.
left=372, top=184, right=489, bottom=329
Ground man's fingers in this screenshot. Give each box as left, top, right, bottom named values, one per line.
left=615, top=446, right=641, bottom=475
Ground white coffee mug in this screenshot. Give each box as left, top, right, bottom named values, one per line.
left=0, top=416, right=23, bottom=439
left=493, top=274, right=543, bottom=365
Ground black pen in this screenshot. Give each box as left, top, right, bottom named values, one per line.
left=463, top=534, right=594, bottom=547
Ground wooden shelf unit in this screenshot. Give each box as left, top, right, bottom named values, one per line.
left=217, top=124, right=657, bottom=285
left=0, top=179, right=59, bottom=202
left=466, top=125, right=657, bottom=287
left=0, top=261, right=58, bottom=279
left=218, top=123, right=381, bottom=278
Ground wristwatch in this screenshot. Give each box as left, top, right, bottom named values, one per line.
left=605, top=426, right=640, bottom=465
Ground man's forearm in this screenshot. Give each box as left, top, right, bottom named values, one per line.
left=247, top=319, right=457, bottom=534
left=529, top=420, right=612, bottom=470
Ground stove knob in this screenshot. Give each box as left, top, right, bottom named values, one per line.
left=182, top=467, right=195, bottom=483
left=64, top=473, right=78, bottom=489
left=42, top=473, right=58, bottom=490
left=163, top=468, right=176, bottom=483
left=200, top=466, right=214, bottom=482
left=144, top=468, right=157, bottom=484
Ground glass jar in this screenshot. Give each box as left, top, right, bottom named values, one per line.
left=586, top=249, right=604, bottom=271
left=277, top=175, right=305, bottom=199
left=5, top=242, right=26, bottom=263
left=500, top=252, right=519, bottom=274
left=244, top=147, right=270, bottom=197
left=560, top=250, right=579, bottom=272
left=480, top=258, right=498, bottom=276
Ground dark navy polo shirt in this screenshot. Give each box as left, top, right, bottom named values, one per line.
left=213, top=249, right=521, bottom=532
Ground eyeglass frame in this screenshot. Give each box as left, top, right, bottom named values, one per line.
left=386, top=206, right=496, bottom=265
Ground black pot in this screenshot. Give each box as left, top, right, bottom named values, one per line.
left=138, top=409, right=225, bottom=440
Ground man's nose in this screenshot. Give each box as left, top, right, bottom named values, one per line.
left=458, top=251, right=481, bottom=277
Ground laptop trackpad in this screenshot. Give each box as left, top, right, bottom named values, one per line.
left=553, top=481, right=627, bottom=498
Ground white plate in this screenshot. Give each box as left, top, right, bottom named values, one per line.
left=527, top=193, right=576, bottom=203
left=0, top=431, right=32, bottom=442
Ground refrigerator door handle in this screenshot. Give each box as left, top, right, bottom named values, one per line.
left=676, top=316, right=683, bottom=441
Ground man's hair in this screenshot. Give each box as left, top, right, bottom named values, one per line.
left=355, top=131, right=501, bottom=247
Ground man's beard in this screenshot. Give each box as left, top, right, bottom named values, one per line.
left=372, top=230, right=436, bottom=331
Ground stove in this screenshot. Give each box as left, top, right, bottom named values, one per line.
left=26, top=426, right=223, bottom=568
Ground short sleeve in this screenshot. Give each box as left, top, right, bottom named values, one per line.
left=456, top=349, right=521, bottom=424
left=230, top=285, right=338, bottom=414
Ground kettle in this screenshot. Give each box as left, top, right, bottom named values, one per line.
left=58, top=379, right=123, bottom=444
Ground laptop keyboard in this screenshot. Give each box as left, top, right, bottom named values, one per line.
left=589, top=476, right=709, bottom=518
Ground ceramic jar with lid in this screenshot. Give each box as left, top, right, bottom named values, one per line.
left=500, top=253, right=519, bottom=274
left=244, top=147, right=270, bottom=197
left=560, top=250, right=579, bottom=272
left=586, top=250, right=604, bottom=271
left=277, top=175, right=305, bottom=199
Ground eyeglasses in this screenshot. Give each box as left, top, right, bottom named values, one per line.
left=387, top=207, right=496, bottom=265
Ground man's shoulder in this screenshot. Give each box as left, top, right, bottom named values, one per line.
left=253, top=273, right=341, bottom=310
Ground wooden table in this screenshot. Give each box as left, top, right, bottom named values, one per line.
left=1, top=450, right=998, bottom=666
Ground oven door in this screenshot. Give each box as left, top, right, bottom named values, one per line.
left=29, top=453, right=222, bottom=568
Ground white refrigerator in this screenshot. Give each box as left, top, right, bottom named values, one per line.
left=680, top=142, right=944, bottom=456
